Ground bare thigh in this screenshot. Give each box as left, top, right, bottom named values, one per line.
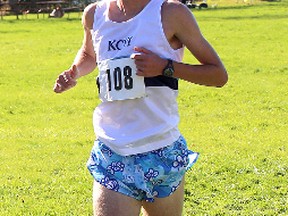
left=93, top=181, right=142, bottom=216
left=141, top=178, right=185, bottom=216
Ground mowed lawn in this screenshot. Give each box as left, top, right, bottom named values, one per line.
left=0, top=1, right=287, bottom=215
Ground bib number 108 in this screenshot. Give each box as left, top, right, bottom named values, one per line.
left=106, top=66, right=134, bottom=91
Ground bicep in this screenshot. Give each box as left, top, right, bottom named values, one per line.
left=81, top=3, right=97, bottom=60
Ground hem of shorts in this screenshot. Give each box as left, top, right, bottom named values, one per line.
left=90, top=175, right=185, bottom=203
left=145, top=174, right=186, bottom=202
left=90, top=173, right=144, bottom=201
left=88, top=157, right=195, bottom=203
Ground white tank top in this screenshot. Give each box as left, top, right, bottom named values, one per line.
left=91, top=0, right=184, bottom=156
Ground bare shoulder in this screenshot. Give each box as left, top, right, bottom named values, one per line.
left=162, top=0, right=198, bottom=33
left=162, top=0, right=202, bottom=41
left=162, top=0, right=192, bottom=18
left=161, top=0, right=200, bottom=46
left=82, top=2, right=98, bottom=30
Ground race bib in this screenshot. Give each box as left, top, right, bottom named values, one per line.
left=97, top=57, right=145, bottom=102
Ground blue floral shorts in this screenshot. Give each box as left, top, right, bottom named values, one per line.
left=87, top=136, right=199, bottom=202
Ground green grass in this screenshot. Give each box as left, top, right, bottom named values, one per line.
left=1, top=1, right=288, bottom=215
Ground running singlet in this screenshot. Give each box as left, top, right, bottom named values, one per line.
left=91, top=0, right=184, bottom=156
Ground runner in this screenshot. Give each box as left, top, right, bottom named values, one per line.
left=53, top=0, right=228, bottom=215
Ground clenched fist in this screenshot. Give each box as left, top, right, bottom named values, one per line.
left=53, top=65, right=79, bottom=93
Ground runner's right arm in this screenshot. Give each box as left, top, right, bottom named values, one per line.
left=53, top=3, right=97, bottom=93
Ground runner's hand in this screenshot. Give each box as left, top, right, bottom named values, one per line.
left=53, top=65, right=79, bottom=93
left=131, top=47, right=167, bottom=77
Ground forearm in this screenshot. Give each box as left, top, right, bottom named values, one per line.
left=72, top=46, right=97, bottom=79
left=173, top=61, right=228, bottom=87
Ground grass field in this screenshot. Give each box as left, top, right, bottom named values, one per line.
left=0, top=1, right=288, bottom=215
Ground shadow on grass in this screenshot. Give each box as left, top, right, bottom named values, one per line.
left=192, top=2, right=288, bottom=20
left=0, top=29, right=32, bottom=33
left=0, top=15, right=81, bottom=22
left=222, top=14, right=288, bottom=20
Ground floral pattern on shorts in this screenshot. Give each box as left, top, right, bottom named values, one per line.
left=87, top=136, right=199, bottom=202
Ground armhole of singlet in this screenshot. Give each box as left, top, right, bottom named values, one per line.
left=159, top=1, right=185, bottom=54
left=92, top=0, right=107, bottom=31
